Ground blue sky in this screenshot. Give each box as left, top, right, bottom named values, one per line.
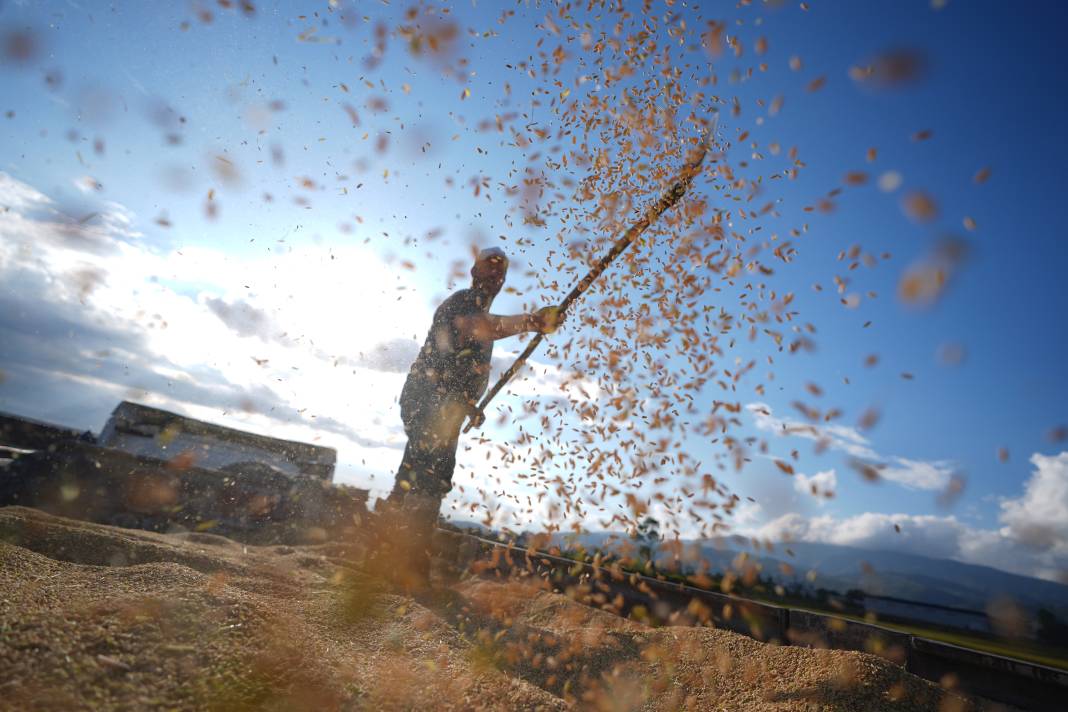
left=1, top=0, right=1067, bottom=582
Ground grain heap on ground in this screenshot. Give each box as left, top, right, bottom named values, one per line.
left=0, top=506, right=1000, bottom=711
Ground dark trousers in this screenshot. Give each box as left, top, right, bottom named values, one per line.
left=383, top=397, right=467, bottom=569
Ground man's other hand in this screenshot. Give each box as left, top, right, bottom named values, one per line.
left=533, top=306, right=564, bottom=334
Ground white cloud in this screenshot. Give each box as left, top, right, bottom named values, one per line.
left=999, top=452, right=1068, bottom=554
left=747, top=402, right=954, bottom=491
left=748, top=401, right=876, bottom=459
left=751, top=452, right=1068, bottom=581
left=879, top=457, right=955, bottom=490
left=793, top=469, right=836, bottom=503
left=0, top=171, right=52, bottom=211
left=732, top=499, right=764, bottom=528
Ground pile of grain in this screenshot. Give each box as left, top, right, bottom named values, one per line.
left=0, top=507, right=1000, bottom=711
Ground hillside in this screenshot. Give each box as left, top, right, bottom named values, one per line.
left=546, top=530, right=1068, bottom=614
left=701, top=541, right=1068, bottom=614
left=0, top=506, right=997, bottom=711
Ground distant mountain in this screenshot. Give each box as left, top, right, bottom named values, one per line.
left=744, top=540, right=1068, bottom=614
left=537, top=529, right=1068, bottom=615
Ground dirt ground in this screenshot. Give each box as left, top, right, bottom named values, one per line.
left=0, top=506, right=1005, bottom=711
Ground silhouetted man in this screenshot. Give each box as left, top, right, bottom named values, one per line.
left=380, top=247, right=558, bottom=585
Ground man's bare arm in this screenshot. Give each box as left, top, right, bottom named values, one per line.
left=455, top=307, right=561, bottom=341
left=454, top=313, right=537, bottom=342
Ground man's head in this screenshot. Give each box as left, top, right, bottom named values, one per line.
left=471, top=247, right=509, bottom=295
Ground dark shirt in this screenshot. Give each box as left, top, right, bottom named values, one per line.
left=401, top=288, right=494, bottom=414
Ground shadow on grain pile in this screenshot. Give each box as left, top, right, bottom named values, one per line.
left=0, top=506, right=1008, bottom=711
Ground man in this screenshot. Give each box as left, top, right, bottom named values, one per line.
left=378, top=247, right=559, bottom=586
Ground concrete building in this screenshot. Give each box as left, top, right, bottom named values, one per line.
left=98, top=401, right=336, bottom=481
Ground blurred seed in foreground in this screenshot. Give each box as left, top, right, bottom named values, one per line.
left=850, top=49, right=929, bottom=89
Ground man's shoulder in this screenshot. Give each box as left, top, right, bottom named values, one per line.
left=435, top=288, right=484, bottom=317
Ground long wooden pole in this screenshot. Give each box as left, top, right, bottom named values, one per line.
left=463, top=136, right=712, bottom=433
